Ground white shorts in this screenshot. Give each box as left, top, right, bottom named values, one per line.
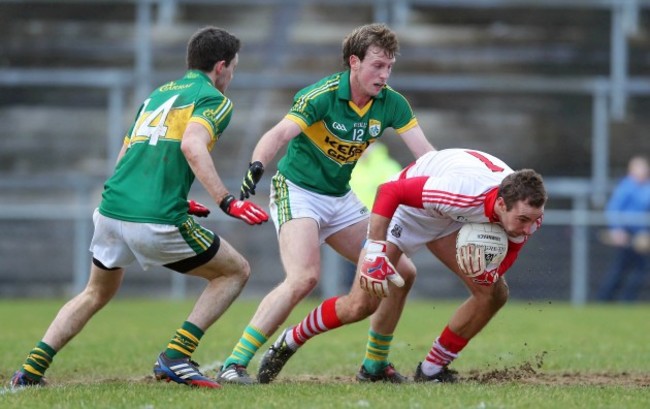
left=89, top=209, right=218, bottom=271
left=269, top=172, right=369, bottom=244
left=387, top=205, right=463, bottom=257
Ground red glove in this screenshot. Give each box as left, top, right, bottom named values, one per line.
left=359, top=240, right=404, bottom=298
left=470, top=269, right=501, bottom=286
left=219, top=194, right=269, bottom=225
left=187, top=200, right=210, bottom=217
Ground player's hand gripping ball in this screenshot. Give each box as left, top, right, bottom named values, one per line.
left=456, top=223, right=508, bottom=281
left=359, top=240, right=405, bottom=298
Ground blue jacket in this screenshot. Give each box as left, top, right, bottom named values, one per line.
left=606, top=176, right=650, bottom=233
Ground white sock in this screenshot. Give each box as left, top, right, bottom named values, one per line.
left=284, top=327, right=299, bottom=350
left=421, top=337, right=458, bottom=376
left=421, top=361, right=444, bottom=376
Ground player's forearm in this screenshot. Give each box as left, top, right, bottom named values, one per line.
left=401, top=126, right=435, bottom=159
left=251, top=131, right=282, bottom=166
left=366, top=213, right=391, bottom=241
left=251, top=118, right=299, bottom=166
left=183, top=141, right=230, bottom=205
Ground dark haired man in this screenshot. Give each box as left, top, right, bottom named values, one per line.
left=10, top=26, right=267, bottom=390
left=259, top=148, right=546, bottom=384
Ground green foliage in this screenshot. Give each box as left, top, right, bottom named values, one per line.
left=1, top=299, right=648, bottom=409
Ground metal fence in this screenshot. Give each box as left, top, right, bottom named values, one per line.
left=2, top=175, right=649, bottom=305
left=2, top=0, right=650, bottom=303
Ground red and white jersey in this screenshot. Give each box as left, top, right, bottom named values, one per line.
left=373, top=149, right=541, bottom=270
left=403, top=149, right=512, bottom=225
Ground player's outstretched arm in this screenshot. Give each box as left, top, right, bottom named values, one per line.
left=181, top=123, right=232, bottom=205
left=181, top=123, right=267, bottom=225
left=399, top=125, right=435, bottom=159
left=240, top=118, right=302, bottom=199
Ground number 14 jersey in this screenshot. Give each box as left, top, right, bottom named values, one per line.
left=100, top=70, right=233, bottom=225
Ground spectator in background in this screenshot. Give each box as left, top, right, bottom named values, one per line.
left=597, top=155, right=650, bottom=302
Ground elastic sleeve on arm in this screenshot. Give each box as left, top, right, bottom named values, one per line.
left=371, top=176, right=428, bottom=218
left=497, top=239, right=525, bottom=274
left=285, top=113, right=309, bottom=131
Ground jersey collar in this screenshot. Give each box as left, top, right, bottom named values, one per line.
left=185, top=70, right=214, bottom=87
left=484, top=187, right=500, bottom=222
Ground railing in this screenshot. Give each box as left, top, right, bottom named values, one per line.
left=3, top=0, right=650, bottom=206
left=1, top=175, right=642, bottom=305
left=4, top=68, right=650, bottom=207
left=2, top=0, right=650, bottom=303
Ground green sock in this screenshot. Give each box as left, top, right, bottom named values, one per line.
left=222, top=325, right=268, bottom=368
left=165, top=321, right=204, bottom=359
left=22, top=341, right=56, bottom=381
left=362, top=330, right=393, bottom=374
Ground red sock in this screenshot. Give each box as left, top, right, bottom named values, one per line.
left=292, top=296, right=342, bottom=346
left=425, top=326, right=469, bottom=368
left=439, top=325, right=469, bottom=354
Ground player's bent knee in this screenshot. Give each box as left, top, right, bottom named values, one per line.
left=285, top=275, right=319, bottom=300
left=493, top=280, right=509, bottom=307
left=83, top=286, right=116, bottom=310
left=234, top=258, right=251, bottom=282
left=396, top=258, right=417, bottom=286
left=401, top=268, right=417, bottom=288
left=470, top=279, right=508, bottom=311
left=482, top=281, right=509, bottom=311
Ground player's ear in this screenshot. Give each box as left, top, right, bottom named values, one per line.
left=349, top=55, right=361, bottom=70
left=494, top=196, right=507, bottom=213
left=212, top=60, right=226, bottom=76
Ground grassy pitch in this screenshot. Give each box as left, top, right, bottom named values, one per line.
left=1, top=298, right=648, bottom=408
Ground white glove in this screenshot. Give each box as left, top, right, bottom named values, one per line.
left=359, top=240, right=405, bottom=298
left=456, top=244, right=486, bottom=278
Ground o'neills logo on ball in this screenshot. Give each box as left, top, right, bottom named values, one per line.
left=478, top=234, right=503, bottom=241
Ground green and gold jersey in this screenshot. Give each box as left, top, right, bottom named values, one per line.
left=99, top=70, right=233, bottom=225
left=278, top=70, right=418, bottom=196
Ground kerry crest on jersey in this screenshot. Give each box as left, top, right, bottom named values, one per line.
left=369, top=119, right=381, bottom=137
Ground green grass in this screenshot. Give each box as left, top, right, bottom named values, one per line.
left=1, top=298, right=649, bottom=408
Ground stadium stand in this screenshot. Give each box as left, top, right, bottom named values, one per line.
left=1, top=0, right=650, bottom=302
